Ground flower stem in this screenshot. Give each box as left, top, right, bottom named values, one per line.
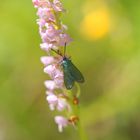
left=77, top=106, right=88, bottom=140
left=74, top=83, right=88, bottom=140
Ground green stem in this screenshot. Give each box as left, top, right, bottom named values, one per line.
left=74, top=83, right=88, bottom=140
left=64, top=85, right=88, bottom=140
left=77, top=106, right=88, bottom=140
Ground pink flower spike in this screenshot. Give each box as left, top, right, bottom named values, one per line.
left=33, top=0, right=74, bottom=132
left=40, top=56, right=55, bottom=66
left=44, top=80, right=57, bottom=90
left=55, top=116, right=68, bottom=132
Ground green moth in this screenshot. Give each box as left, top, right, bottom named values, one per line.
left=62, top=56, right=84, bottom=89
left=51, top=43, right=84, bottom=89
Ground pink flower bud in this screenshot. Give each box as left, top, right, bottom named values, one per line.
left=46, top=92, right=70, bottom=111
left=33, top=0, right=52, bottom=8
left=54, top=77, right=63, bottom=87
left=44, top=65, right=63, bottom=81
left=44, top=65, right=56, bottom=78
left=37, top=18, right=46, bottom=27
left=46, top=93, right=58, bottom=110
left=32, top=0, right=40, bottom=8
left=55, top=116, right=68, bottom=132
left=37, top=7, right=56, bottom=22
left=53, top=0, right=65, bottom=12
left=59, top=33, right=73, bottom=46
left=44, top=80, right=57, bottom=90
left=40, top=56, right=55, bottom=66
left=40, top=43, right=53, bottom=52
left=57, top=98, right=69, bottom=111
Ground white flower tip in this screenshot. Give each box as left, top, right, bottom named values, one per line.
left=58, top=125, right=63, bottom=132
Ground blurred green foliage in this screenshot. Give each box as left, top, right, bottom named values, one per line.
left=0, top=0, right=140, bottom=140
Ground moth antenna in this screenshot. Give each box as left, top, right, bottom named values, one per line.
left=51, top=48, right=63, bottom=57
left=64, top=42, right=67, bottom=58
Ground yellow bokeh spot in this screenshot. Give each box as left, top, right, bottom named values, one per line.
left=80, top=8, right=110, bottom=40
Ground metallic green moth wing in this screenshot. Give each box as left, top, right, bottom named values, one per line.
left=63, top=66, right=75, bottom=89
left=62, top=58, right=84, bottom=89
left=68, top=60, right=84, bottom=83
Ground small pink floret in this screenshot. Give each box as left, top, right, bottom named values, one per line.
left=40, top=56, right=55, bottom=66
left=44, top=80, right=57, bottom=90
left=55, top=116, right=68, bottom=132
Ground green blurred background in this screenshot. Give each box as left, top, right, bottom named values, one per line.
left=0, top=0, right=140, bottom=140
